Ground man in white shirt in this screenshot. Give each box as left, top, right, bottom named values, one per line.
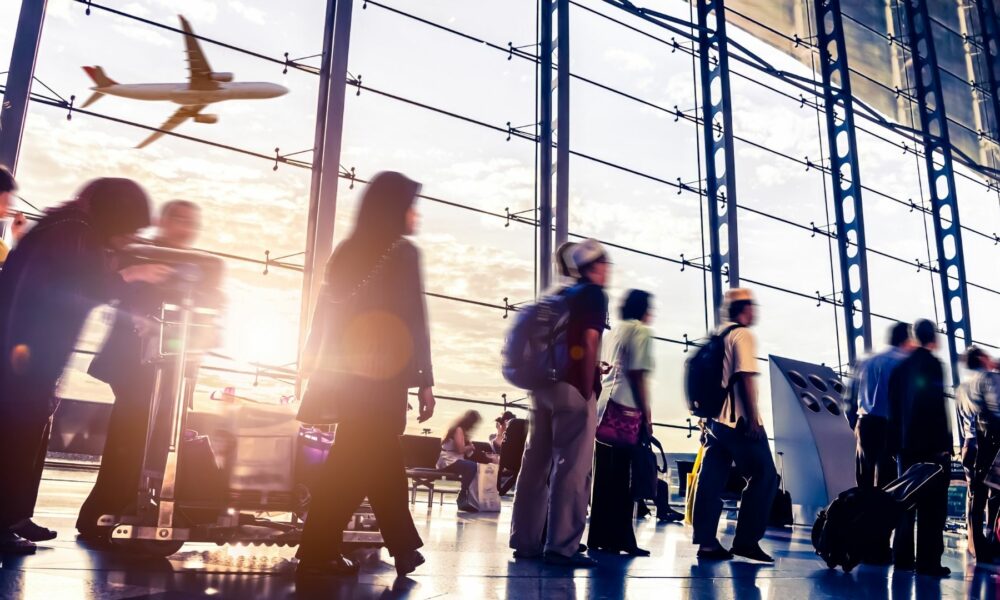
left=691, top=288, right=778, bottom=563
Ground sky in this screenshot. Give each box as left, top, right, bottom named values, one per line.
left=1, top=0, right=999, bottom=454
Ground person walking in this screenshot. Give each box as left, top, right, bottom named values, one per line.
left=691, top=288, right=778, bottom=563
left=509, top=239, right=610, bottom=568
left=588, top=289, right=656, bottom=556
left=889, top=319, right=952, bottom=578
left=295, top=171, right=435, bottom=578
left=956, top=346, right=1000, bottom=564
left=0, top=179, right=170, bottom=554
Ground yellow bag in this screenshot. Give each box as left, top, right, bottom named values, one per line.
left=684, top=443, right=706, bottom=525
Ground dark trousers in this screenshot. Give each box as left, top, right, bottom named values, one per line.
left=297, top=415, right=422, bottom=561
left=587, top=441, right=637, bottom=551
left=442, top=459, right=478, bottom=508
left=0, top=414, right=52, bottom=530
left=856, top=415, right=896, bottom=488
left=77, top=376, right=157, bottom=533
left=691, top=420, right=778, bottom=548
left=893, top=454, right=950, bottom=569
left=964, top=436, right=1000, bottom=561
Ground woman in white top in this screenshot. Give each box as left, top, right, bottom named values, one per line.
left=437, top=410, right=482, bottom=512
left=588, top=290, right=655, bottom=556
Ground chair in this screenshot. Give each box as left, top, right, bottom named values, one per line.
left=399, top=434, right=461, bottom=505
left=497, top=418, right=527, bottom=495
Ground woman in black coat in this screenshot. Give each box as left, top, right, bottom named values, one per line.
left=296, top=171, right=436, bottom=578
left=0, top=178, right=171, bottom=554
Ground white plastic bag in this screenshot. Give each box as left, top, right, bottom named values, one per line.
left=467, top=463, right=501, bottom=512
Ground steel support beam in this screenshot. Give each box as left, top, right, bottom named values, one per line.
left=538, top=0, right=555, bottom=290
left=0, top=0, right=48, bottom=173
left=974, top=0, right=1000, bottom=149
left=901, top=0, right=973, bottom=387
left=298, top=0, right=353, bottom=377
left=697, top=0, right=740, bottom=324
left=539, top=0, right=569, bottom=290
left=813, top=0, right=873, bottom=365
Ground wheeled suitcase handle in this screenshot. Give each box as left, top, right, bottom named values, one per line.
left=882, top=462, right=944, bottom=509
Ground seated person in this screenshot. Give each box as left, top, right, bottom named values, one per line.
left=490, top=411, right=516, bottom=453
left=436, top=410, right=484, bottom=512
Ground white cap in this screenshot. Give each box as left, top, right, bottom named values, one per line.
left=571, top=238, right=608, bottom=271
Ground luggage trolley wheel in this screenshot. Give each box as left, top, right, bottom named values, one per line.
left=111, top=536, right=186, bottom=558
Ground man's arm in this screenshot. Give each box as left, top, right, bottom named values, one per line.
left=735, top=372, right=764, bottom=439
left=581, top=328, right=601, bottom=399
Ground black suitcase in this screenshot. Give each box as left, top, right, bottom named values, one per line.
left=812, top=462, right=944, bottom=572
left=769, top=452, right=793, bottom=528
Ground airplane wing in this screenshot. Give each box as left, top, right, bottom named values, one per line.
left=178, top=15, right=218, bottom=91
left=136, top=104, right=205, bottom=148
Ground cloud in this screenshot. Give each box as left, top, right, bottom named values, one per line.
left=151, top=0, right=218, bottom=23
left=228, top=0, right=267, bottom=26
left=603, top=48, right=655, bottom=73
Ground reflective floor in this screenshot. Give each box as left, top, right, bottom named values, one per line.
left=2, top=467, right=997, bottom=599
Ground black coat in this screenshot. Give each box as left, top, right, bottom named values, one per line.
left=889, top=347, right=953, bottom=458
left=298, top=239, right=433, bottom=424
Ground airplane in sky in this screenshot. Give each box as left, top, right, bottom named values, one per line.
left=81, top=15, right=288, bottom=148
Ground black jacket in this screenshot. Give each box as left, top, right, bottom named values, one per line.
left=889, top=347, right=952, bottom=458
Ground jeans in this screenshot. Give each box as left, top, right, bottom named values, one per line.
left=443, top=459, right=478, bottom=507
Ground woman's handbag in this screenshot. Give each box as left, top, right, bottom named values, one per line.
left=595, top=399, right=644, bottom=447
left=631, top=433, right=668, bottom=501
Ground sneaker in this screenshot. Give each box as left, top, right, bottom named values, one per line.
left=295, top=555, right=360, bottom=578
left=394, top=550, right=426, bottom=577
left=12, top=520, right=56, bottom=542
left=730, top=543, right=774, bottom=563
left=916, top=565, right=950, bottom=578
left=0, top=531, right=36, bottom=555
left=543, top=551, right=598, bottom=568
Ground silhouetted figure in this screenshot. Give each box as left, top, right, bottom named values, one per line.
left=0, top=179, right=168, bottom=554
left=691, top=288, right=777, bottom=563
left=889, top=319, right=952, bottom=578
left=76, top=200, right=204, bottom=541
left=589, top=289, right=655, bottom=556
left=509, top=239, right=610, bottom=568
left=957, top=346, right=1000, bottom=563
left=295, top=171, right=434, bottom=578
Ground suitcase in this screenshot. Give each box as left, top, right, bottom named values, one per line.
left=769, top=451, right=793, bottom=527
left=812, top=462, right=944, bottom=572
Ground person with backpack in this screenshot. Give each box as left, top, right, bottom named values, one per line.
left=956, top=347, right=1000, bottom=564
left=508, top=239, right=610, bottom=568
left=690, top=288, right=777, bottom=563
left=888, top=319, right=951, bottom=577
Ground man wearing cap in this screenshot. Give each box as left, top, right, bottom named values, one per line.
left=510, top=239, right=610, bottom=568
left=691, top=288, right=778, bottom=563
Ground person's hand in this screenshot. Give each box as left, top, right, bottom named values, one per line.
left=131, top=315, right=156, bottom=337
left=747, top=422, right=767, bottom=441
left=120, top=263, right=174, bottom=284
left=417, top=387, right=435, bottom=423
left=600, top=361, right=612, bottom=375
left=645, top=418, right=654, bottom=438
left=10, top=212, right=27, bottom=241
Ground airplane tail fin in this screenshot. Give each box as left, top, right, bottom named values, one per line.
left=82, top=66, right=116, bottom=88
left=80, top=91, right=105, bottom=109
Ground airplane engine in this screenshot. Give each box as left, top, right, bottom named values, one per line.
left=210, top=72, right=234, bottom=82
left=194, top=114, right=219, bottom=124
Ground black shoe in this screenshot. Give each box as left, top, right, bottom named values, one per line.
left=622, top=546, right=651, bottom=557
left=296, top=555, right=360, bottom=578
left=395, top=550, right=425, bottom=577
left=696, top=546, right=733, bottom=561
left=730, top=544, right=774, bottom=563
left=0, top=531, right=36, bottom=555
left=657, top=510, right=685, bottom=524
left=12, top=520, right=56, bottom=542
left=578, top=543, right=587, bottom=553
left=916, top=565, right=950, bottom=578
left=512, top=549, right=542, bottom=560
left=543, top=551, right=598, bottom=568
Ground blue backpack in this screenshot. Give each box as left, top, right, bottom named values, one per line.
left=501, top=285, right=582, bottom=390
left=684, top=324, right=742, bottom=418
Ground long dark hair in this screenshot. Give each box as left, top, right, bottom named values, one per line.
left=324, top=171, right=420, bottom=295
left=444, top=410, right=481, bottom=442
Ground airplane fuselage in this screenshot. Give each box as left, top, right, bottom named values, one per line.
left=93, top=82, right=287, bottom=105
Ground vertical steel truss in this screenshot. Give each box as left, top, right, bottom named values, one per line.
left=539, top=0, right=569, bottom=292
left=0, top=0, right=48, bottom=173
left=974, top=0, right=1000, bottom=149
left=901, top=0, right=973, bottom=387
left=813, top=0, right=873, bottom=365
left=697, top=0, right=740, bottom=323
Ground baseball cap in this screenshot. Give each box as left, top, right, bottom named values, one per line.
left=571, top=238, right=609, bottom=271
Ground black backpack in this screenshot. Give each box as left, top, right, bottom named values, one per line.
left=683, top=325, right=742, bottom=418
